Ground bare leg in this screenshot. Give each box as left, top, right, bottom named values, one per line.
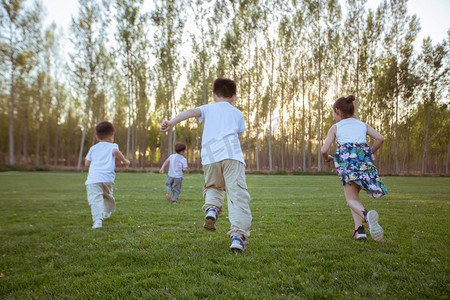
left=343, top=183, right=366, bottom=230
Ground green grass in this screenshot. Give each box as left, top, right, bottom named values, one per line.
left=0, top=172, right=448, bottom=299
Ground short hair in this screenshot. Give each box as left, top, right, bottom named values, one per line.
left=175, top=142, right=187, bottom=153
left=333, top=95, right=356, bottom=118
left=213, top=78, right=236, bottom=98
left=96, top=121, right=115, bottom=140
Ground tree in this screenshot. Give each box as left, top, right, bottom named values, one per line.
left=152, top=0, right=185, bottom=159
left=1, top=0, right=28, bottom=165
left=70, top=0, right=108, bottom=168
left=418, top=37, right=449, bottom=174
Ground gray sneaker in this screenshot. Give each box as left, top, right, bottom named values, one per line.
left=230, top=236, right=246, bottom=252
left=203, top=207, right=218, bottom=231
left=166, top=189, right=172, bottom=201
left=92, top=220, right=102, bottom=229
left=365, top=210, right=384, bottom=241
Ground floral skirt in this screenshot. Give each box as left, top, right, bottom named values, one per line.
left=334, top=142, right=388, bottom=199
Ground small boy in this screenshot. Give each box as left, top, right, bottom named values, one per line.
left=160, top=78, right=252, bottom=252
left=85, top=121, right=130, bottom=229
left=159, top=142, right=188, bottom=204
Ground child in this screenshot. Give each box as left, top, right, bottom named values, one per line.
left=159, top=142, right=188, bottom=204
left=85, top=121, right=130, bottom=229
left=160, top=78, right=251, bottom=252
left=321, top=95, right=388, bottom=241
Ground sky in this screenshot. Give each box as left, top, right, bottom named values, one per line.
left=40, top=0, right=450, bottom=47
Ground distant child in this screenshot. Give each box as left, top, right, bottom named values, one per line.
left=321, top=95, right=388, bottom=241
left=159, top=142, right=188, bottom=204
left=160, top=78, right=251, bottom=252
left=85, top=121, right=130, bottom=229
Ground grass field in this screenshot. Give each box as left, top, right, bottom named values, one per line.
left=0, top=172, right=448, bottom=299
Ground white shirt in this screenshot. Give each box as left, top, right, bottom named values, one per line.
left=85, top=142, right=119, bottom=184
left=198, top=101, right=246, bottom=165
left=168, top=153, right=188, bottom=178
left=335, top=118, right=367, bottom=144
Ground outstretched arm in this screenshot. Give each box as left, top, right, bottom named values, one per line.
left=159, top=158, right=170, bottom=173
left=160, top=108, right=202, bottom=132
left=366, top=124, right=384, bottom=153
left=321, top=125, right=337, bottom=162
left=113, top=149, right=131, bottom=167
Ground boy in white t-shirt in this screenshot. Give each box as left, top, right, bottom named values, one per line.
left=159, top=142, right=188, bottom=204
left=160, top=78, right=251, bottom=252
left=85, top=121, right=130, bottom=229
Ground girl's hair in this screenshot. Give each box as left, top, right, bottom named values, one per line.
left=333, top=95, right=356, bottom=118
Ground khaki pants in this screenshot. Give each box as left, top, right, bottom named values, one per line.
left=86, top=183, right=115, bottom=222
left=202, top=159, right=252, bottom=239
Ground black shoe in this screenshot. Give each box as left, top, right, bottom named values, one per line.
left=353, top=225, right=367, bottom=240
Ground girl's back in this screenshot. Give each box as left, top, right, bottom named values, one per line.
left=335, top=118, right=367, bottom=144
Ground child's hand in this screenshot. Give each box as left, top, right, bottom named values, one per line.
left=123, top=159, right=131, bottom=167
left=160, top=120, right=173, bottom=132
left=325, top=155, right=334, bottom=162
left=159, top=168, right=164, bottom=174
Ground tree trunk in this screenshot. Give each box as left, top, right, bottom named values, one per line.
left=77, top=90, right=92, bottom=169
left=317, top=58, right=322, bottom=171
left=446, top=131, right=449, bottom=174
left=67, top=110, right=72, bottom=166
left=291, top=82, right=296, bottom=170
left=23, top=107, right=28, bottom=166
left=8, top=46, right=15, bottom=165
left=308, top=113, right=312, bottom=170
left=301, top=60, right=306, bottom=171
left=422, top=110, right=430, bottom=174
left=269, top=45, right=274, bottom=172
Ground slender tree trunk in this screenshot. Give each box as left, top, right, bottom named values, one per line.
left=422, top=111, right=430, bottom=174
left=302, top=60, right=306, bottom=171
left=8, top=36, right=15, bottom=165
left=46, top=116, right=51, bottom=165
left=446, top=131, right=449, bottom=174
left=317, top=58, right=322, bottom=171
left=395, top=94, right=399, bottom=174
left=67, top=110, right=72, bottom=166
left=280, top=87, right=284, bottom=170
left=269, top=45, right=274, bottom=172
left=308, top=112, right=312, bottom=170
left=36, top=124, right=41, bottom=166
left=23, top=107, right=28, bottom=166
left=255, top=47, right=260, bottom=171
left=196, top=122, right=200, bottom=169
left=403, top=115, right=410, bottom=174
left=77, top=89, right=92, bottom=169
left=247, top=37, right=252, bottom=169
left=292, top=82, right=296, bottom=170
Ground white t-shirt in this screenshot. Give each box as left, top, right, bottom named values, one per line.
left=85, top=142, right=119, bottom=185
left=335, top=118, right=367, bottom=144
left=168, top=153, right=188, bottom=178
left=198, top=101, right=246, bottom=165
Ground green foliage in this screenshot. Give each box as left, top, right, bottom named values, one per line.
left=0, top=173, right=448, bottom=298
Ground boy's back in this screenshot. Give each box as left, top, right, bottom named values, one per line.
left=198, top=101, right=245, bottom=165
left=85, top=142, right=118, bottom=184
left=168, top=153, right=187, bottom=178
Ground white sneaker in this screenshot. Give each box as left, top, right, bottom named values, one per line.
left=92, top=220, right=102, bottom=229
left=365, top=210, right=384, bottom=241
left=230, top=236, right=246, bottom=252
left=166, top=189, right=172, bottom=201
left=203, top=207, right=218, bottom=231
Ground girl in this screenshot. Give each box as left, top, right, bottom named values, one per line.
left=321, top=95, right=388, bottom=241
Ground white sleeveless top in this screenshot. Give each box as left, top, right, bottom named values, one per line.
left=335, top=118, right=367, bottom=144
